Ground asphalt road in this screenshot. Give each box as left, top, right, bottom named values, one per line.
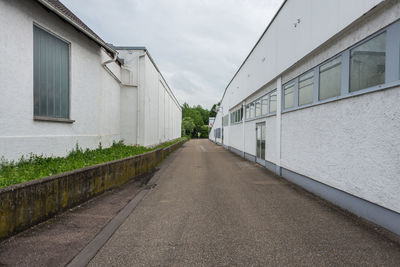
left=89, top=139, right=400, bottom=266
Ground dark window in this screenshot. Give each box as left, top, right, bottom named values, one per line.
left=34, top=25, right=70, bottom=118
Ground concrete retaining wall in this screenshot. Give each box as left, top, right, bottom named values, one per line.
left=0, top=139, right=186, bottom=240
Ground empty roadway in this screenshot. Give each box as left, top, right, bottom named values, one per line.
left=89, top=139, right=400, bottom=266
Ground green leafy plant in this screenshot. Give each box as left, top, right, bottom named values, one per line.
left=0, top=138, right=186, bottom=188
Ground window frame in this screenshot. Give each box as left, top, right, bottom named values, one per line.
left=282, top=79, right=297, bottom=110
left=318, top=55, right=343, bottom=101
left=281, top=20, right=400, bottom=113
left=33, top=23, right=73, bottom=123
left=243, top=89, right=277, bottom=122
left=298, top=70, right=315, bottom=106
left=349, top=31, right=387, bottom=93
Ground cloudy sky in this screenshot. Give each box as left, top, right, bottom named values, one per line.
left=61, top=0, right=283, bottom=109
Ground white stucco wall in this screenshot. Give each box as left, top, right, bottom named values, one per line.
left=120, top=86, right=138, bottom=145
left=116, top=49, right=182, bottom=147
left=229, top=123, right=243, bottom=152
left=265, top=116, right=277, bottom=164
left=0, top=0, right=122, bottom=160
left=281, top=87, right=400, bottom=213
left=209, top=0, right=400, bottom=214
left=222, top=0, right=384, bottom=109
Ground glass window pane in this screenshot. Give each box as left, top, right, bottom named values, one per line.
left=319, top=57, right=341, bottom=100
left=34, top=25, right=69, bottom=119
left=261, top=96, right=268, bottom=115
left=250, top=103, right=255, bottom=118
left=299, top=70, right=314, bottom=106
left=255, top=101, right=261, bottom=117
left=350, top=32, right=386, bottom=92
left=269, top=91, right=277, bottom=113
left=245, top=105, right=249, bottom=119
left=284, top=83, right=295, bottom=109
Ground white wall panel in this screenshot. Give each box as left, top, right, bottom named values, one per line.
left=0, top=0, right=121, bottom=160
left=265, top=116, right=277, bottom=164
left=281, top=87, right=400, bottom=213
left=223, top=0, right=383, bottom=109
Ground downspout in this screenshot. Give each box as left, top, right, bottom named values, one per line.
left=101, top=53, right=122, bottom=84
left=242, top=101, right=245, bottom=158
left=137, top=52, right=146, bottom=145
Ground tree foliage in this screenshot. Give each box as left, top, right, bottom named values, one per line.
left=182, top=117, right=195, bottom=136
left=181, top=102, right=218, bottom=138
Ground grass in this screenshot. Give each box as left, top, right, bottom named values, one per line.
left=0, top=137, right=187, bottom=189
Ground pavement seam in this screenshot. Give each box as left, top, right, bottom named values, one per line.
left=66, top=188, right=150, bottom=267
left=66, top=146, right=185, bottom=267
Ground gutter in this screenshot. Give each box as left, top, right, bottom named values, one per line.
left=36, top=0, right=117, bottom=56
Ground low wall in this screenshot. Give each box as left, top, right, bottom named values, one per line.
left=0, top=139, right=186, bottom=240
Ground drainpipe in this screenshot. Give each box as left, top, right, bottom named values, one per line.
left=101, top=53, right=122, bottom=84
left=137, top=52, right=146, bottom=145
left=276, top=77, right=282, bottom=176
left=242, top=101, right=245, bottom=158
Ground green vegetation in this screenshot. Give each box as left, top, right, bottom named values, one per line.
left=181, top=102, right=218, bottom=138
left=0, top=137, right=186, bottom=189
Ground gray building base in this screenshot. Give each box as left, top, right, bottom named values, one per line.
left=225, top=145, right=400, bottom=236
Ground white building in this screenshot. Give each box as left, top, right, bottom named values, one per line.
left=116, top=47, right=182, bottom=147
left=0, top=0, right=181, bottom=161
left=209, top=0, right=400, bottom=235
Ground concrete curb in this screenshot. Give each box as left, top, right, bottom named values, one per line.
left=0, top=139, right=187, bottom=240
left=67, top=145, right=184, bottom=267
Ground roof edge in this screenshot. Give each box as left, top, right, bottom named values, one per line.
left=36, top=0, right=117, bottom=56
left=220, top=0, right=287, bottom=103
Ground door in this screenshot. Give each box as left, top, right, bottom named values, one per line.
left=256, top=123, right=266, bottom=162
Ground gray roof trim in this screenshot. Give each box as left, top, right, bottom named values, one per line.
left=36, top=0, right=117, bottom=56
left=112, top=46, right=147, bottom=51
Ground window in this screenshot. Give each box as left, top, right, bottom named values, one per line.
left=215, top=128, right=221, bottom=138
left=33, top=25, right=70, bottom=119
left=230, top=108, right=243, bottom=124
left=250, top=103, right=255, bottom=118
left=255, top=101, right=261, bottom=117
left=222, top=115, right=229, bottom=126
left=299, top=71, right=314, bottom=106
left=350, top=32, right=386, bottom=92
left=261, top=95, right=268, bottom=115
left=269, top=91, right=277, bottom=113
left=319, top=57, right=341, bottom=100
left=245, top=105, right=250, bottom=119
left=283, top=82, right=295, bottom=109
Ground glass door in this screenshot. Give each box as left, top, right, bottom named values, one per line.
left=256, top=123, right=265, bottom=161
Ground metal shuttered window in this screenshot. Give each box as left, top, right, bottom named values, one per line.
left=33, top=25, right=70, bottom=119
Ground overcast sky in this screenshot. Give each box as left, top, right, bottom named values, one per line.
left=61, top=0, right=283, bottom=109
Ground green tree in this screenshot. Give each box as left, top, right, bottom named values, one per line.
left=181, top=102, right=218, bottom=138
left=209, top=104, right=217, bottom=117
left=199, top=125, right=209, bottom=138
left=181, top=117, right=195, bottom=136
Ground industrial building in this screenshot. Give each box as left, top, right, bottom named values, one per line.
left=209, top=0, right=400, bottom=235
left=0, top=0, right=181, bottom=161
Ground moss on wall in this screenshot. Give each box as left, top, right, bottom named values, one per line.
left=0, top=140, right=186, bottom=240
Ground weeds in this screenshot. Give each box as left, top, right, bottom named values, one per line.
left=0, top=137, right=186, bottom=188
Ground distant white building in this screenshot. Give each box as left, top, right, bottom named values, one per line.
left=209, top=0, right=400, bottom=235
left=0, top=0, right=181, bottom=161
